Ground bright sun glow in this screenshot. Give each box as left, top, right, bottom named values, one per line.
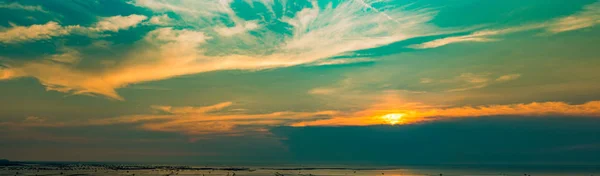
left=381, top=113, right=405, bottom=125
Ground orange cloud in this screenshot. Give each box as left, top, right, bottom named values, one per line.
left=3, top=98, right=599, bottom=137
left=99, top=98, right=600, bottom=135
left=293, top=101, right=600, bottom=127
left=132, top=110, right=339, bottom=135
left=85, top=102, right=339, bottom=136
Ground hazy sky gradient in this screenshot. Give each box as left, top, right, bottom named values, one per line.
left=1, top=0, right=599, bottom=164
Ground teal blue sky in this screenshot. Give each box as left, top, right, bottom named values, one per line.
left=1, top=0, right=600, bottom=164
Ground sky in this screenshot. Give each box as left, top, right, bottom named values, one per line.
left=0, top=0, right=599, bottom=165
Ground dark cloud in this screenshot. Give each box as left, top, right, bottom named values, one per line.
left=0, top=124, right=289, bottom=164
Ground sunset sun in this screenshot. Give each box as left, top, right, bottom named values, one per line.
left=381, top=113, right=405, bottom=125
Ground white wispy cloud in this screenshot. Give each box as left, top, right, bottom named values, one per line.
left=420, top=78, right=433, bottom=84
left=496, top=74, right=521, bottom=82
left=410, top=1, right=600, bottom=49
left=91, top=15, right=148, bottom=32
left=418, top=73, right=521, bottom=92
left=445, top=73, right=522, bottom=92
left=308, top=58, right=375, bottom=66
left=548, top=1, right=600, bottom=33
left=148, top=14, right=173, bottom=25
left=0, top=2, right=48, bottom=13
left=409, top=35, right=496, bottom=49
left=409, top=24, right=546, bottom=49
left=48, top=48, right=82, bottom=65
left=0, top=22, right=79, bottom=44
left=0, top=14, right=147, bottom=44
left=308, top=87, right=337, bottom=95
left=214, top=21, right=260, bottom=36
left=456, top=73, right=491, bottom=84
left=1, top=0, right=440, bottom=100
left=129, top=0, right=215, bottom=15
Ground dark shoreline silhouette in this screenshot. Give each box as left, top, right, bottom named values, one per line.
left=1, top=161, right=599, bottom=176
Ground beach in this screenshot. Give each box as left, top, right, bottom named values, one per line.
left=2, top=163, right=599, bottom=176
